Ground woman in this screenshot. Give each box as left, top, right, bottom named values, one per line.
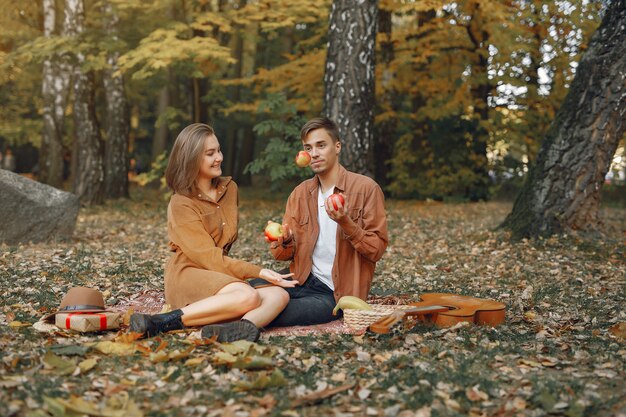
left=130, top=123, right=295, bottom=342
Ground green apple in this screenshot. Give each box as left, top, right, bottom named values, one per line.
left=264, top=221, right=283, bottom=241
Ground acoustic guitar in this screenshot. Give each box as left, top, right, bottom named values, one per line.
left=369, top=293, right=506, bottom=334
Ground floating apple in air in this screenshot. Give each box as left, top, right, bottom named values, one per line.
left=264, top=221, right=283, bottom=241
left=295, top=151, right=311, bottom=167
left=327, top=193, right=345, bottom=210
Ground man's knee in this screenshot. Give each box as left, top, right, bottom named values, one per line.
left=272, top=295, right=336, bottom=327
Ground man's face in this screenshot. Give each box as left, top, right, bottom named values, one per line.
left=302, top=128, right=341, bottom=175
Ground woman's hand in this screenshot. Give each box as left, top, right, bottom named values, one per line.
left=259, top=269, right=297, bottom=288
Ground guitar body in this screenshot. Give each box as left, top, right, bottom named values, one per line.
left=369, top=293, right=506, bottom=334
left=409, top=293, right=506, bottom=327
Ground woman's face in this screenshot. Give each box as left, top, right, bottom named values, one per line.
left=197, top=134, right=223, bottom=182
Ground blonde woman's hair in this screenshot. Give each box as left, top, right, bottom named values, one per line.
left=165, top=123, right=216, bottom=196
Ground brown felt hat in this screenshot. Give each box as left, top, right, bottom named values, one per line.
left=43, top=287, right=109, bottom=322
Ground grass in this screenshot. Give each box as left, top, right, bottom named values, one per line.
left=0, top=185, right=624, bottom=417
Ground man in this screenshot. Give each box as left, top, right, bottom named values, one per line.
left=253, top=117, right=388, bottom=326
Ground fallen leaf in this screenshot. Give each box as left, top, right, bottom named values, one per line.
left=523, top=311, right=537, bottom=321
left=466, top=385, right=489, bottom=402
left=78, top=358, right=98, bottom=373
left=415, top=406, right=432, bottom=417
left=184, top=357, right=205, bottom=367
left=234, top=369, right=286, bottom=391
left=518, top=358, right=542, bottom=368
left=91, top=341, right=137, bottom=356
left=32, top=320, right=57, bottom=333
left=43, top=392, right=144, bottom=417
left=149, top=351, right=169, bottom=363
left=330, top=372, right=346, bottom=382
left=168, top=346, right=195, bottom=360
left=8, top=321, right=31, bottom=328
left=509, top=397, right=527, bottom=411
left=292, top=382, right=356, bottom=407
left=357, top=388, right=371, bottom=400
left=0, top=375, right=26, bottom=388
left=115, top=332, right=143, bottom=343
left=42, top=351, right=76, bottom=375
left=49, top=344, right=90, bottom=356
left=608, top=322, right=626, bottom=339
left=159, top=304, right=172, bottom=314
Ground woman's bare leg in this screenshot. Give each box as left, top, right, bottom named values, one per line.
left=181, top=282, right=260, bottom=326
left=242, top=286, right=290, bottom=327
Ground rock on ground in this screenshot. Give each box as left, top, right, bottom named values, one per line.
left=0, top=169, right=79, bottom=245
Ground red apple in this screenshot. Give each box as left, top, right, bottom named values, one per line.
left=295, top=150, right=311, bottom=167
left=327, top=193, right=345, bottom=211
left=264, top=221, right=283, bottom=241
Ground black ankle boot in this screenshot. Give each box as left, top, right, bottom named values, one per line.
left=201, top=319, right=260, bottom=343
left=129, top=309, right=184, bottom=338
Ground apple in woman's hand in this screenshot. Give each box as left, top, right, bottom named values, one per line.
left=327, top=193, right=345, bottom=210
left=264, top=221, right=283, bottom=241
left=295, top=151, right=311, bottom=167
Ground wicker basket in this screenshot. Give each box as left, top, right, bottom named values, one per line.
left=342, top=304, right=414, bottom=330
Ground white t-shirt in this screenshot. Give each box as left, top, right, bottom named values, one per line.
left=311, top=186, right=337, bottom=291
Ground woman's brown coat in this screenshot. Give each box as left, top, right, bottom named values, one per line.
left=164, top=177, right=262, bottom=309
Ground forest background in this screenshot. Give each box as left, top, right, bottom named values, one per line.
left=1, top=2, right=625, bottom=416
left=1, top=0, right=624, bottom=207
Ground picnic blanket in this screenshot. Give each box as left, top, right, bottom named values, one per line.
left=110, top=290, right=412, bottom=338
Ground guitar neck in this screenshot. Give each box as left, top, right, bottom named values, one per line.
left=404, top=305, right=449, bottom=315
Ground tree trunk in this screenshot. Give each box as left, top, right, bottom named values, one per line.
left=374, top=7, right=393, bottom=189
left=102, top=1, right=129, bottom=199
left=466, top=0, right=492, bottom=201
left=236, top=127, right=254, bottom=185
left=224, top=26, right=244, bottom=177
left=191, top=77, right=209, bottom=124
left=40, top=0, right=71, bottom=188
left=235, top=19, right=258, bottom=186
left=152, top=84, right=170, bottom=162
left=67, top=0, right=104, bottom=205
left=501, top=2, right=626, bottom=238
left=522, top=0, right=550, bottom=163
left=323, top=0, right=378, bottom=177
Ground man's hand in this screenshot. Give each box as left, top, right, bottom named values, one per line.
left=264, top=221, right=293, bottom=246
left=259, top=269, right=297, bottom=288
left=325, top=193, right=350, bottom=224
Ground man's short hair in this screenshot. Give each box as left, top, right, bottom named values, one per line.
left=300, top=117, right=340, bottom=143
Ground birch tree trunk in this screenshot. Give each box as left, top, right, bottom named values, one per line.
left=102, top=1, right=129, bottom=199
left=67, top=0, right=104, bottom=205
left=40, top=0, right=71, bottom=188
left=323, top=0, right=378, bottom=177
left=501, top=2, right=626, bottom=238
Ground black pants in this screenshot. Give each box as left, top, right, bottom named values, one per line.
left=250, top=271, right=339, bottom=327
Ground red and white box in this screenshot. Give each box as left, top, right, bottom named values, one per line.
left=55, top=312, right=122, bottom=332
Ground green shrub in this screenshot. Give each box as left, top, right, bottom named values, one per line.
left=245, top=93, right=312, bottom=190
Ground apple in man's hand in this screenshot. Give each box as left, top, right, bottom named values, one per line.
left=295, top=151, right=311, bottom=168
left=327, top=193, right=345, bottom=211
left=264, top=221, right=283, bottom=241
